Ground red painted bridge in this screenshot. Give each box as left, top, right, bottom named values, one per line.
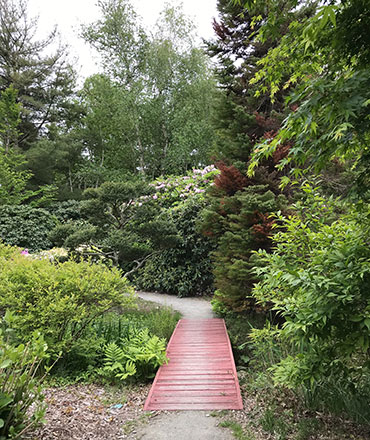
left=144, top=318, right=243, bottom=411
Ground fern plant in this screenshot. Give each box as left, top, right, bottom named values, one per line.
left=102, top=328, right=168, bottom=382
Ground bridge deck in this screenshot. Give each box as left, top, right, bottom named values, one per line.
left=144, top=318, right=243, bottom=411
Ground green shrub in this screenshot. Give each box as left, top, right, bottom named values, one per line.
left=0, top=205, right=56, bottom=252
left=102, top=327, right=168, bottom=382
left=0, top=312, right=49, bottom=440
left=223, top=312, right=271, bottom=367
left=136, top=199, right=215, bottom=296
left=46, top=200, right=81, bottom=222
left=0, top=244, right=136, bottom=357
left=250, top=185, right=370, bottom=417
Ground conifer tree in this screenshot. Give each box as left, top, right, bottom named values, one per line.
left=0, top=0, right=76, bottom=149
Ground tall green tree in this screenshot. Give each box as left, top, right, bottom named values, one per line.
left=77, top=74, right=138, bottom=182
left=0, top=86, right=53, bottom=205
left=198, top=0, right=305, bottom=313
left=81, top=0, right=216, bottom=177
left=205, top=0, right=315, bottom=163
left=0, top=0, right=77, bottom=149
left=0, top=86, right=20, bottom=152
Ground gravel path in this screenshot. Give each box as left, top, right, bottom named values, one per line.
left=134, top=291, right=234, bottom=440
left=137, top=291, right=215, bottom=319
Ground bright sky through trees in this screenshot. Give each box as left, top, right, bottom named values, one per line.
left=27, top=0, right=218, bottom=78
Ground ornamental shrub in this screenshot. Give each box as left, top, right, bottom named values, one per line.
left=0, top=244, right=136, bottom=357
left=46, top=200, right=81, bottom=222
left=251, top=185, right=370, bottom=396
left=148, top=165, right=219, bottom=207
left=135, top=198, right=215, bottom=296
left=50, top=181, right=179, bottom=274
left=134, top=166, right=219, bottom=296
left=0, top=205, right=56, bottom=251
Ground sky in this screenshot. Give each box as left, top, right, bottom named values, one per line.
left=27, top=0, right=219, bottom=80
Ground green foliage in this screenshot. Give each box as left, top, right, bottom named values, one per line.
left=77, top=74, right=138, bottom=180
left=0, top=87, right=58, bottom=206
left=0, top=87, right=56, bottom=205
left=0, top=86, right=20, bottom=152
left=102, top=328, right=168, bottom=382
left=200, top=174, right=285, bottom=312
left=81, top=0, right=216, bottom=177
left=0, top=0, right=77, bottom=149
left=259, top=408, right=290, bottom=440
left=0, top=205, right=56, bottom=251
left=135, top=198, right=216, bottom=297
left=46, top=200, right=81, bottom=222
left=218, top=420, right=256, bottom=440
left=206, top=0, right=301, bottom=163
left=92, top=307, right=181, bottom=344
left=0, top=150, right=33, bottom=205
left=251, top=186, right=370, bottom=393
left=0, top=311, right=49, bottom=440
left=51, top=180, right=179, bottom=274
left=0, top=243, right=136, bottom=357
left=223, top=312, right=268, bottom=366
left=246, top=0, right=370, bottom=196
left=52, top=304, right=180, bottom=379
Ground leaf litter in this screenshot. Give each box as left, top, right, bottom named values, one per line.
left=25, top=383, right=152, bottom=440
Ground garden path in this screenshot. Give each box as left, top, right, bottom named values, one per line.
left=137, top=291, right=215, bottom=319
left=134, top=291, right=236, bottom=440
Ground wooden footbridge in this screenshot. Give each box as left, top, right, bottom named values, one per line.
left=144, top=318, right=243, bottom=411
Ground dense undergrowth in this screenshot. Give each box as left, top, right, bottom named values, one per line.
left=0, top=242, right=180, bottom=437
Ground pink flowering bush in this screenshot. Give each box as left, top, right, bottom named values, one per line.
left=146, top=165, right=219, bottom=208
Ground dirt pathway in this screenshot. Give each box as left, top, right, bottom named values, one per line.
left=136, top=411, right=233, bottom=440
left=134, top=291, right=234, bottom=440
left=137, top=291, right=215, bottom=319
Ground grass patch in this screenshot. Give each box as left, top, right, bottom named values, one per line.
left=294, top=418, right=320, bottom=440
left=93, top=303, right=181, bottom=343
left=219, top=420, right=256, bottom=440
left=259, top=408, right=290, bottom=440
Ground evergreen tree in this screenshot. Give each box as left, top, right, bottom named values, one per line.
left=207, top=0, right=315, bottom=163
left=200, top=163, right=286, bottom=312
left=0, top=0, right=77, bottom=149
left=198, top=0, right=313, bottom=312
